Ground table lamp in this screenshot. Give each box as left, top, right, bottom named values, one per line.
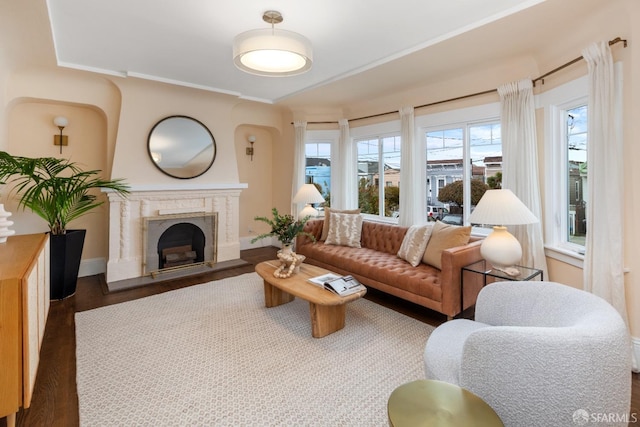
left=293, top=183, right=325, bottom=218
left=468, top=189, right=538, bottom=274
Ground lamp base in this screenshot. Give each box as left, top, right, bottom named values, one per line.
left=480, top=226, right=522, bottom=270
left=299, top=204, right=318, bottom=218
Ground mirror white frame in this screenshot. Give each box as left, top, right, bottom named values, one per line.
left=147, top=115, right=217, bottom=179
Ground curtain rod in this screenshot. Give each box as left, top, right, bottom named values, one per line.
left=298, top=36, right=627, bottom=125
left=532, top=37, right=627, bottom=86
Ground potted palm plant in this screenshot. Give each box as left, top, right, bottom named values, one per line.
left=0, top=151, right=129, bottom=299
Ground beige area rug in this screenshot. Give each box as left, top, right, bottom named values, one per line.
left=75, top=272, right=433, bottom=426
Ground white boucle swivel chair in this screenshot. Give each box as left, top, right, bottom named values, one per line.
left=424, top=281, right=631, bottom=427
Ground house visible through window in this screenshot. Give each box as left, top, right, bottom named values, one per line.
left=356, top=135, right=401, bottom=219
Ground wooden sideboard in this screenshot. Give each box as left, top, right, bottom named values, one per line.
left=0, top=233, right=50, bottom=427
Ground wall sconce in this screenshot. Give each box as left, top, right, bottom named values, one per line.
left=53, top=116, right=69, bottom=154
left=246, top=135, right=256, bottom=161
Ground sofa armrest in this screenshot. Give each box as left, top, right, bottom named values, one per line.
left=439, top=239, right=483, bottom=317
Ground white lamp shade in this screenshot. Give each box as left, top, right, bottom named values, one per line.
left=293, top=184, right=325, bottom=205
left=233, top=28, right=313, bottom=76
left=293, top=184, right=325, bottom=218
left=468, top=189, right=538, bottom=226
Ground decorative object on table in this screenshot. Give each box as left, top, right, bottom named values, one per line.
left=273, top=243, right=306, bottom=278
left=292, top=183, right=325, bottom=218
left=0, top=204, right=15, bottom=243
left=468, top=189, right=538, bottom=275
left=251, top=207, right=315, bottom=278
left=0, top=152, right=130, bottom=299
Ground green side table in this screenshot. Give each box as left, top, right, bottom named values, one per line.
left=388, top=379, right=503, bottom=427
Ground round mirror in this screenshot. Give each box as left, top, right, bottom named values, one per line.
left=147, top=115, right=216, bottom=179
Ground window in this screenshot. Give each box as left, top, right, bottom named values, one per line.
left=356, top=134, right=401, bottom=219
left=541, top=73, right=590, bottom=265
left=425, top=122, right=501, bottom=223
left=566, top=105, right=587, bottom=247
left=305, top=141, right=331, bottom=203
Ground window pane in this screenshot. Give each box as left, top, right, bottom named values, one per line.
left=305, top=142, right=331, bottom=203
left=382, top=135, right=401, bottom=217
left=470, top=123, right=502, bottom=187
left=357, top=136, right=401, bottom=218
left=426, top=128, right=463, bottom=219
left=357, top=139, right=380, bottom=215
left=426, top=123, right=500, bottom=223
left=567, top=105, right=587, bottom=246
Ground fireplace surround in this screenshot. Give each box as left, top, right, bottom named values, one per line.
left=104, top=183, right=246, bottom=285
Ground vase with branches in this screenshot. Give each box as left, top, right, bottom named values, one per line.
left=251, top=208, right=316, bottom=278
left=250, top=207, right=315, bottom=247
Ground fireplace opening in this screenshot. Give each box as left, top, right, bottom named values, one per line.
left=157, top=223, right=205, bottom=270
left=143, top=212, right=217, bottom=277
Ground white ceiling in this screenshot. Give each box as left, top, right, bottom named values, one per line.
left=46, top=0, right=547, bottom=104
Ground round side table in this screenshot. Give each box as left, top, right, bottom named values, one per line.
left=387, top=379, right=503, bottom=427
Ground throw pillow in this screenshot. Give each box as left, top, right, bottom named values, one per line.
left=422, top=221, right=471, bottom=269
left=320, top=208, right=361, bottom=241
left=325, top=212, right=363, bottom=248
left=397, top=224, right=433, bottom=267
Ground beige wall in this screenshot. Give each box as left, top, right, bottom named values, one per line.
left=5, top=101, right=108, bottom=260
left=1, top=67, right=286, bottom=269
left=235, top=125, right=275, bottom=241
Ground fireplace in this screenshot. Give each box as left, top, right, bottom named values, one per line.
left=143, top=212, right=217, bottom=276
left=104, top=183, right=245, bottom=285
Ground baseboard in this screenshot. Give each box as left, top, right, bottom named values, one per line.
left=78, top=257, right=106, bottom=277
left=240, top=236, right=279, bottom=250
left=632, top=336, right=640, bottom=373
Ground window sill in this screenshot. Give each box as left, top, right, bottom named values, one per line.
left=544, top=245, right=584, bottom=269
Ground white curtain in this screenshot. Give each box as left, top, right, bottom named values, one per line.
left=335, top=118, right=357, bottom=209
left=498, top=79, right=548, bottom=277
left=398, top=106, right=424, bottom=226
left=582, top=42, right=631, bottom=334
left=292, top=121, right=307, bottom=216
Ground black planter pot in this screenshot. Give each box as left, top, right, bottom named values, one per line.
left=49, top=229, right=86, bottom=300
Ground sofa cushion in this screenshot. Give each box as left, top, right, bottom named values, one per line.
left=325, top=212, right=363, bottom=248
left=320, top=208, right=361, bottom=241
left=397, top=224, right=433, bottom=267
left=423, top=221, right=471, bottom=269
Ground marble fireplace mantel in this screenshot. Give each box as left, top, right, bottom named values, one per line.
left=104, top=183, right=247, bottom=284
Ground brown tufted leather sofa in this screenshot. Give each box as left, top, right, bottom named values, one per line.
left=296, top=219, right=483, bottom=318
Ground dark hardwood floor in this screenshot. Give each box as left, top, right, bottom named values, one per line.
left=4, top=246, right=639, bottom=426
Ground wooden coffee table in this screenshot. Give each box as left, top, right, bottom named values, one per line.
left=255, top=261, right=366, bottom=338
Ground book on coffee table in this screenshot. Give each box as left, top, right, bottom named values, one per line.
left=308, top=274, right=366, bottom=297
